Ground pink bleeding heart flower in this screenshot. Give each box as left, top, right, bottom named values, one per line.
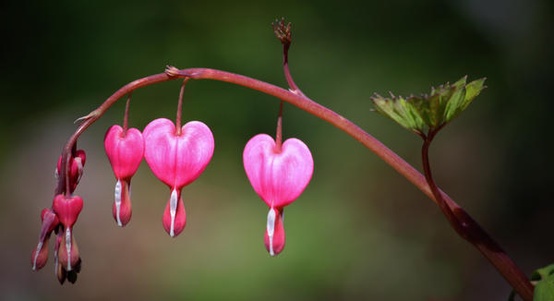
left=56, top=150, right=86, bottom=193
left=52, top=194, right=83, bottom=271
left=50, top=194, right=83, bottom=284
left=243, top=133, right=313, bottom=256
left=104, top=125, right=144, bottom=226
left=143, top=118, right=214, bottom=237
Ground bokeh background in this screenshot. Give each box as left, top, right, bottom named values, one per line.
left=1, top=0, right=553, bottom=300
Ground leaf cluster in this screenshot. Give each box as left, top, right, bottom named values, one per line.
left=371, top=76, right=486, bottom=137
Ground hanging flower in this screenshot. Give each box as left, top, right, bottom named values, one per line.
left=243, top=133, right=313, bottom=256
left=143, top=118, right=214, bottom=237
left=104, top=125, right=144, bottom=226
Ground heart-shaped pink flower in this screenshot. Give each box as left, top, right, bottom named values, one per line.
left=143, top=118, right=214, bottom=237
left=243, top=134, right=313, bottom=208
left=51, top=194, right=83, bottom=272
left=143, top=118, right=214, bottom=189
left=104, top=125, right=144, bottom=181
left=243, top=133, right=313, bottom=256
left=52, top=194, right=83, bottom=229
left=104, top=125, right=144, bottom=227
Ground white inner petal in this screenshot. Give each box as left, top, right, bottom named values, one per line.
left=32, top=241, right=43, bottom=271
left=65, top=227, right=72, bottom=271
left=266, top=208, right=276, bottom=256
left=169, top=189, right=178, bottom=237
left=53, top=247, right=59, bottom=276
left=114, top=180, right=122, bottom=226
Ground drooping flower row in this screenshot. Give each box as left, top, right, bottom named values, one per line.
left=32, top=109, right=313, bottom=283
left=103, top=116, right=314, bottom=253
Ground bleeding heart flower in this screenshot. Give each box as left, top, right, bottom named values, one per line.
left=104, top=125, right=144, bottom=226
left=243, top=133, right=313, bottom=256
left=143, top=118, right=214, bottom=237
left=52, top=194, right=83, bottom=271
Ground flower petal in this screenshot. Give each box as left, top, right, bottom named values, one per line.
left=264, top=207, right=285, bottom=256
left=143, top=118, right=214, bottom=189
left=104, top=125, right=144, bottom=180
left=243, top=134, right=313, bottom=208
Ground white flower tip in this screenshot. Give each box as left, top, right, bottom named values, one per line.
left=32, top=241, right=44, bottom=271
left=266, top=208, right=277, bottom=256
left=114, top=180, right=123, bottom=226
left=65, top=228, right=72, bottom=271
left=266, top=208, right=276, bottom=236
left=169, top=189, right=178, bottom=237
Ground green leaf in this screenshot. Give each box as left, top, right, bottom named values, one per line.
left=371, top=76, right=486, bottom=137
left=534, top=277, right=554, bottom=301
left=528, top=264, right=554, bottom=301
left=371, top=94, right=426, bottom=134
left=532, top=264, right=554, bottom=281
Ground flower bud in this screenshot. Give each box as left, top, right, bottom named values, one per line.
left=31, top=208, right=59, bottom=271
left=55, top=150, right=86, bottom=193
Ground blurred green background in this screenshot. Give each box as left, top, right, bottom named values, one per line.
left=1, top=0, right=553, bottom=300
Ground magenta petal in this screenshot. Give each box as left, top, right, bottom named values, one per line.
left=264, top=207, right=285, bottom=256
left=104, top=125, right=144, bottom=180
left=52, top=194, right=83, bottom=229
left=243, top=134, right=313, bottom=208
left=143, top=118, right=214, bottom=189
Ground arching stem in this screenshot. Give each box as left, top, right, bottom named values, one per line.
left=57, top=66, right=533, bottom=300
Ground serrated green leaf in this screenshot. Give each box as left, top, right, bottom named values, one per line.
left=452, top=76, right=468, bottom=89
left=534, top=277, right=554, bottom=301
left=444, top=85, right=467, bottom=122
left=371, top=76, right=486, bottom=137
left=532, top=264, right=554, bottom=281
left=371, top=94, right=426, bottom=133
left=463, top=78, right=487, bottom=109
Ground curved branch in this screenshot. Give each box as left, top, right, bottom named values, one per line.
left=57, top=66, right=533, bottom=300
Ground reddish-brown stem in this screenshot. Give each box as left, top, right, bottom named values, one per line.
left=275, top=101, right=284, bottom=152
left=274, top=19, right=304, bottom=96
left=421, top=132, right=533, bottom=300
left=58, top=72, right=172, bottom=195
left=58, top=66, right=533, bottom=300
left=175, top=79, right=188, bottom=136
left=421, top=130, right=468, bottom=239
left=122, top=94, right=131, bottom=134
